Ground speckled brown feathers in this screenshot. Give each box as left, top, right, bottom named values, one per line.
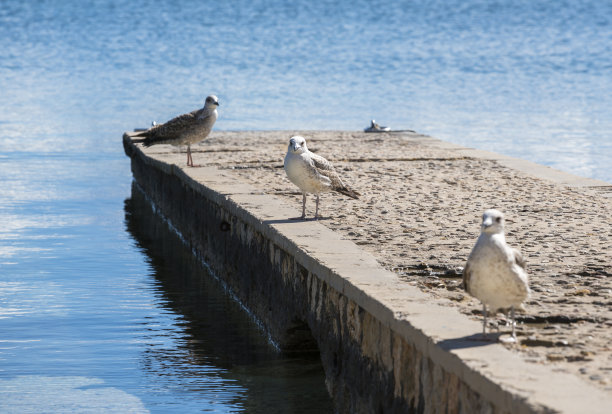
left=135, top=109, right=206, bottom=147
left=310, top=153, right=360, bottom=199
left=132, top=95, right=219, bottom=167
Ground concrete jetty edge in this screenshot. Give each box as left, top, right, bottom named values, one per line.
left=123, top=131, right=611, bottom=413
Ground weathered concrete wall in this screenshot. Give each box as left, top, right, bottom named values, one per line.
left=123, top=133, right=611, bottom=414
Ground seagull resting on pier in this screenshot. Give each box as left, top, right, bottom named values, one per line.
left=283, top=136, right=360, bottom=219
left=364, top=119, right=390, bottom=132
left=463, top=209, right=530, bottom=342
left=131, top=95, right=219, bottom=167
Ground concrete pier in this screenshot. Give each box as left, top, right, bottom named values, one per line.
left=123, top=130, right=611, bottom=413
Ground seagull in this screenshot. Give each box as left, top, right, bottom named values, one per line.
left=364, top=119, right=390, bottom=132
left=131, top=95, right=219, bottom=167
left=283, top=136, right=360, bottom=219
left=463, top=209, right=530, bottom=342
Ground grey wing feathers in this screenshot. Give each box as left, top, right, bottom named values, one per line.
left=513, top=248, right=526, bottom=270
left=462, top=260, right=472, bottom=293
left=310, top=153, right=360, bottom=199
left=310, top=153, right=335, bottom=172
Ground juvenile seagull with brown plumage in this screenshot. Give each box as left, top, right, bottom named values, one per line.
left=463, top=209, right=530, bottom=342
left=132, top=95, right=219, bottom=167
left=284, top=135, right=360, bottom=219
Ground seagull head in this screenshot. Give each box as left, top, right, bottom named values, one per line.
left=481, top=209, right=505, bottom=234
left=288, top=136, right=307, bottom=154
left=204, top=95, right=220, bottom=108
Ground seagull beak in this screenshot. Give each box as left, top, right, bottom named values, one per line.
left=482, top=217, right=493, bottom=228
left=292, top=144, right=300, bottom=151
left=215, top=101, right=220, bottom=106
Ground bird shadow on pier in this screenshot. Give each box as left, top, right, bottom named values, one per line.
left=436, top=333, right=501, bottom=351
left=263, top=217, right=332, bottom=224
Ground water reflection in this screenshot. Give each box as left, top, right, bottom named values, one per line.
left=124, top=183, right=333, bottom=413
left=0, top=376, right=148, bottom=413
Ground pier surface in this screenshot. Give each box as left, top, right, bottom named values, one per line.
left=124, top=130, right=611, bottom=413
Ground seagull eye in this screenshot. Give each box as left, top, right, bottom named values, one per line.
left=495, top=217, right=501, bottom=223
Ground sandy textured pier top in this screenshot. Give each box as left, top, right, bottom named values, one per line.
left=135, top=130, right=612, bottom=394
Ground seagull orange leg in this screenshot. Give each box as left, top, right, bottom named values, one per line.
left=186, top=145, right=193, bottom=167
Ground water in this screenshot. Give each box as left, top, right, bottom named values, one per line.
left=0, top=0, right=610, bottom=412
left=1, top=0, right=611, bottom=180
left=0, top=153, right=333, bottom=412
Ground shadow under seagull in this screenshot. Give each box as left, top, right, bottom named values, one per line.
left=263, top=216, right=332, bottom=225
left=436, top=333, right=501, bottom=351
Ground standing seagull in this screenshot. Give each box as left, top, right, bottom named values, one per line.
left=463, top=209, right=529, bottom=341
left=132, top=95, right=219, bottom=167
left=283, top=136, right=360, bottom=219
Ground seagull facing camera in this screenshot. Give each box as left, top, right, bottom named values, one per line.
left=463, top=209, right=530, bottom=342
left=481, top=209, right=504, bottom=233
left=284, top=136, right=360, bottom=220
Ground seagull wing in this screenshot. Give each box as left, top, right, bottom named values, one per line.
left=463, top=259, right=472, bottom=293
left=512, top=248, right=526, bottom=270
left=510, top=247, right=530, bottom=304
left=132, top=109, right=200, bottom=144
left=309, top=152, right=335, bottom=173
left=310, top=152, right=360, bottom=199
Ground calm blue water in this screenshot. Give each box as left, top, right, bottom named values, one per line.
left=0, top=153, right=333, bottom=413
left=1, top=0, right=610, bottom=412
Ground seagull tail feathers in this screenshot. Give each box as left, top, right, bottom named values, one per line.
left=130, top=129, right=161, bottom=146
left=130, top=130, right=157, bottom=147
left=335, top=186, right=360, bottom=199
left=132, top=132, right=158, bottom=147
left=130, top=129, right=147, bottom=138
